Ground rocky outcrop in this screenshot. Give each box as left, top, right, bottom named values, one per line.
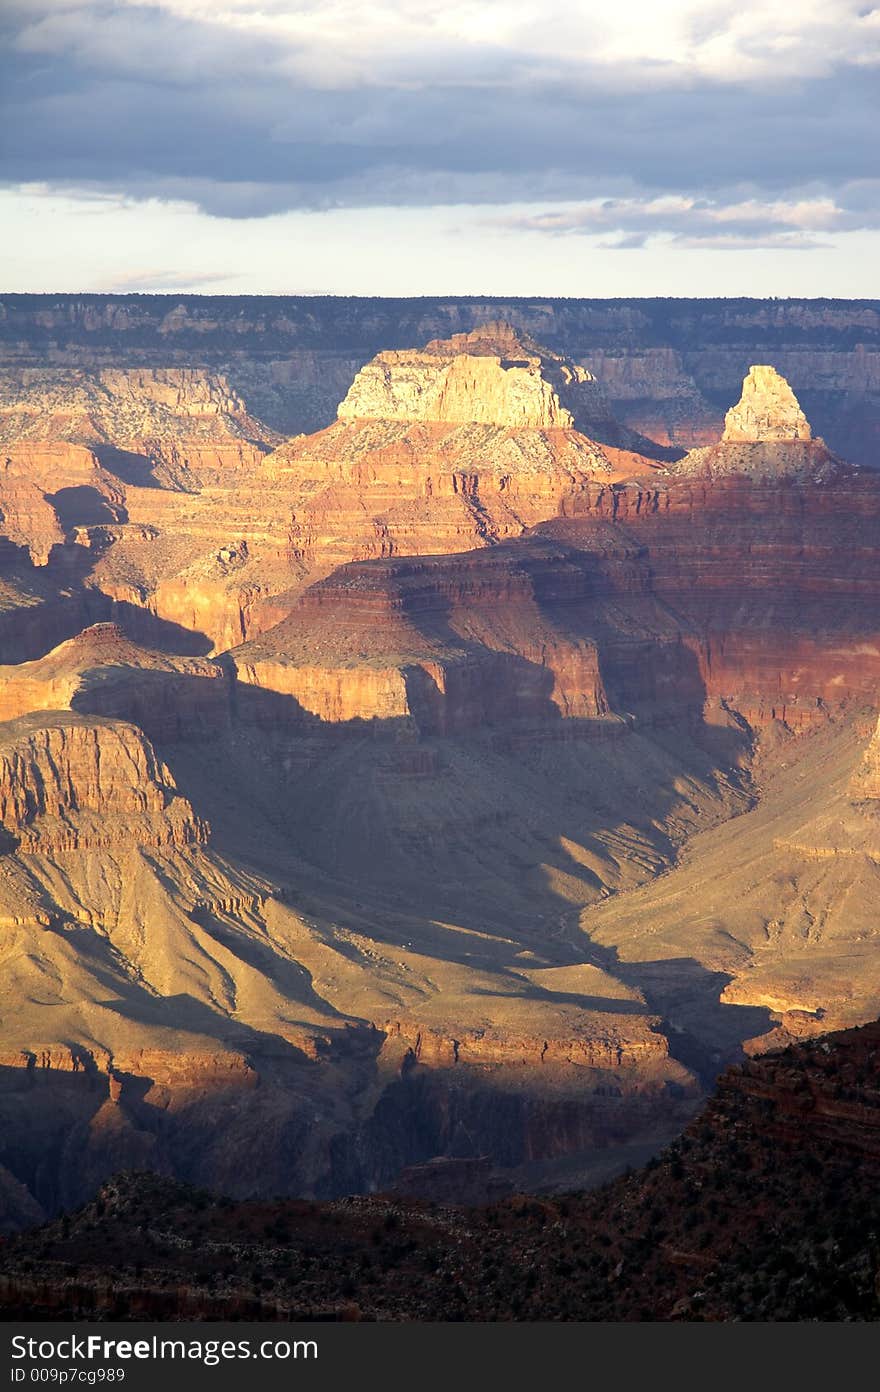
left=337, top=321, right=671, bottom=458
left=714, top=1022, right=880, bottom=1160
left=0, top=368, right=278, bottom=489
left=5, top=1020, right=880, bottom=1321
left=671, top=365, right=840, bottom=480
left=256, top=324, right=667, bottom=601
left=0, top=442, right=126, bottom=564
left=341, top=322, right=588, bottom=430
left=264, top=416, right=644, bottom=585
left=722, top=365, right=813, bottom=443
left=850, top=713, right=880, bottom=798
left=0, top=1010, right=695, bottom=1218
left=0, top=712, right=206, bottom=851
left=539, top=469, right=880, bottom=729
left=239, top=441, right=880, bottom=739
left=381, top=1015, right=674, bottom=1074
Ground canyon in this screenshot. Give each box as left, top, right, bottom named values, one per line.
left=0, top=302, right=878, bottom=1228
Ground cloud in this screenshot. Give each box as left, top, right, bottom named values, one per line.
left=494, top=190, right=880, bottom=250
left=9, top=2, right=878, bottom=87
left=0, top=0, right=877, bottom=236
left=97, top=266, right=239, bottom=291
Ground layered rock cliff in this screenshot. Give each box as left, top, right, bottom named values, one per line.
left=337, top=321, right=663, bottom=453
left=233, top=541, right=614, bottom=730
left=0, top=369, right=288, bottom=647
left=0, top=442, right=127, bottom=564
left=0, top=623, right=230, bottom=740
left=0, top=367, right=278, bottom=488
left=255, top=323, right=665, bottom=601
left=0, top=712, right=206, bottom=852
left=5, top=1019, right=879, bottom=1320
left=722, top=365, right=813, bottom=442
left=264, top=415, right=637, bottom=581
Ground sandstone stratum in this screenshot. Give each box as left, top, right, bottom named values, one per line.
left=0, top=310, right=879, bottom=1225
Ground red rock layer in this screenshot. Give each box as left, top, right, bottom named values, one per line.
left=0, top=623, right=231, bottom=740
left=233, top=540, right=615, bottom=731
left=236, top=467, right=880, bottom=737
left=542, top=471, right=880, bottom=729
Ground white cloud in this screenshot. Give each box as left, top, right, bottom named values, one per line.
left=11, top=0, right=880, bottom=89
left=100, top=267, right=241, bottom=291
left=494, top=189, right=880, bottom=249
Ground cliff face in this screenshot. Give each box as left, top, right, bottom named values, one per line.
left=850, top=713, right=880, bottom=798
left=0, top=623, right=231, bottom=740
left=0, top=442, right=127, bottom=565
left=264, top=415, right=644, bottom=584
left=339, top=326, right=579, bottom=429
left=722, top=365, right=813, bottom=442
left=0, top=367, right=278, bottom=489
left=236, top=459, right=880, bottom=739
left=240, top=323, right=669, bottom=624
left=0, top=368, right=288, bottom=647
left=0, top=332, right=867, bottom=663
left=336, top=321, right=653, bottom=450
left=670, top=365, right=839, bottom=480
left=0, top=713, right=206, bottom=852
left=234, top=542, right=612, bottom=730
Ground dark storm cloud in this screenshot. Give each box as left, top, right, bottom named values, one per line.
left=2, top=1, right=879, bottom=245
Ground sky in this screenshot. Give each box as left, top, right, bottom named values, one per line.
left=2, top=0, right=879, bottom=297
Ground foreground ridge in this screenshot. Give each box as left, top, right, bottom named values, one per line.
left=2, top=1019, right=878, bottom=1321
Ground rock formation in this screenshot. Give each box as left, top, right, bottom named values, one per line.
left=337, top=321, right=656, bottom=450
left=849, top=713, right=880, bottom=798
left=3, top=294, right=879, bottom=462
left=232, top=541, right=614, bottom=730
left=0, top=623, right=230, bottom=739
left=5, top=1019, right=880, bottom=1320
left=0, top=367, right=278, bottom=488
left=0, top=371, right=290, bottom=650
left=722, top=365, right=813, bottom=442
left=255, top=323, right=667, bottom=602
left=0, top=712, right=206, bottom=851
left=0, top=442, right=126, bottom=564
left=671, top=364, right=840, bottom=479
